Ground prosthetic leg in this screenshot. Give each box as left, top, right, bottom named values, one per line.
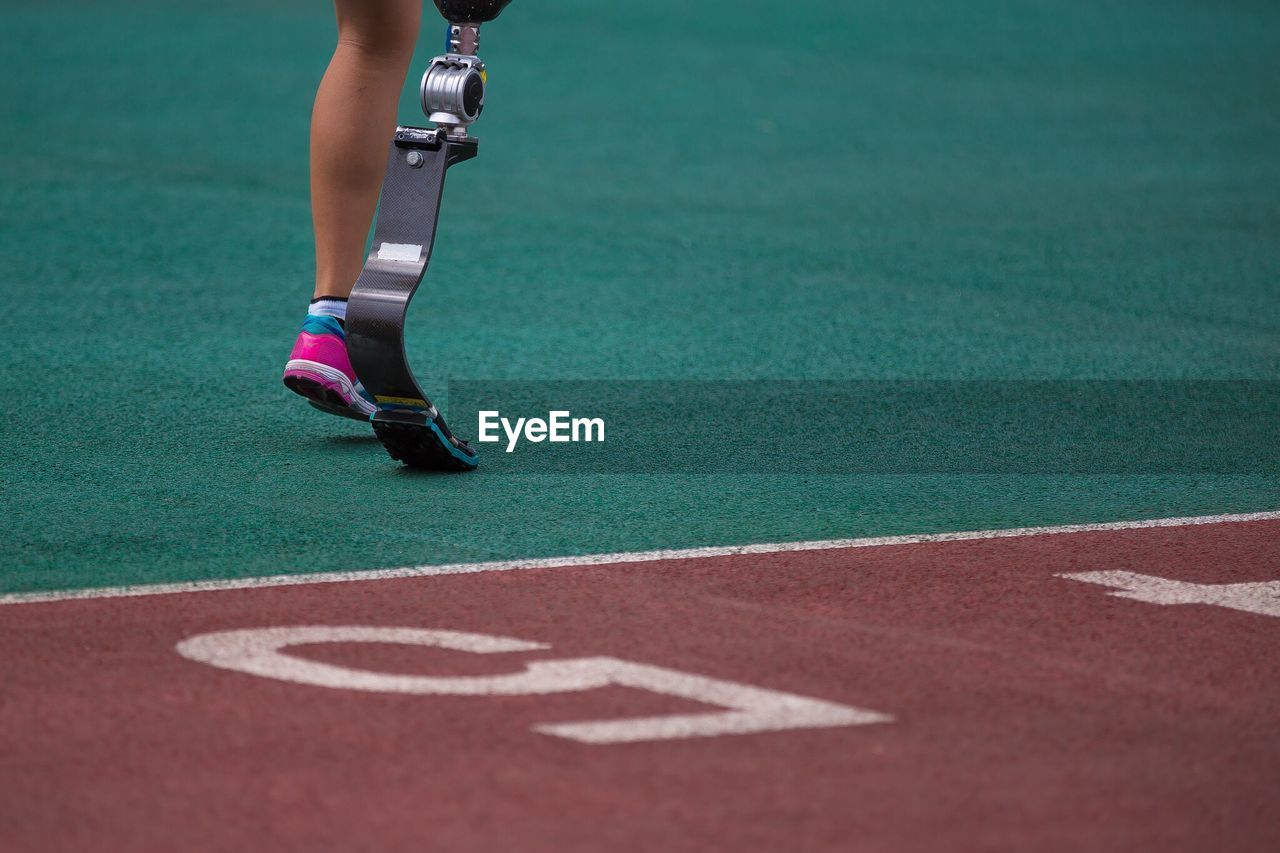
left=346, top=0, right=513, bottom=470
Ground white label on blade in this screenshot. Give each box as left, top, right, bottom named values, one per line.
left=377, top=243, right=422, bottom=263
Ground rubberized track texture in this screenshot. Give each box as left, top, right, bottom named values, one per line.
left=2, top=515, right=1278, bottom=852
left=3, top=0, right=1279, bottom=594
left=2, top=2, right=1279, bottom=848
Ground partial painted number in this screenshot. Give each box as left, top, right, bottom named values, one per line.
left=176, top=626, right=891, bottom=744
left=1060, top=571, right=1280, bottom=618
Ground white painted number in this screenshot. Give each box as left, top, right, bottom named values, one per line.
left=176, top=626, right=891, bottom=744
left=1060, top=571, right=1280, bottom=618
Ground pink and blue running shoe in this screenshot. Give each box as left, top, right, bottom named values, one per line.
left=282, top=315, right=376, bottom=421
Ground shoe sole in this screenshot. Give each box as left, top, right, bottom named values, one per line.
left=283, top=359, right=376, bottom=422
left=372, top=415, right=479, bottom=472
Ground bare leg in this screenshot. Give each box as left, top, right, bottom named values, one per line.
left=310, top=0, right=421, bottom=299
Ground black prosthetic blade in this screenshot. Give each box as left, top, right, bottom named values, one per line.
left=346, top=126, right=478, bottom=471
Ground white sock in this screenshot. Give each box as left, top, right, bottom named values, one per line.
left=309, top=296, right=347, bottom=322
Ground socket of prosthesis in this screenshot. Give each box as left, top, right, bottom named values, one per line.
left=431, top=0, right=513, bottom=24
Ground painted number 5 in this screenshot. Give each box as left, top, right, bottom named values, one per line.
left=176, top=626, right=891, bottom=744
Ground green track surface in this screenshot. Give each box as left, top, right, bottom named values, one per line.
left=2, top=0, right=1278, bottom=594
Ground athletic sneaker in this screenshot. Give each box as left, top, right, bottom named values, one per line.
left=282, top=314, right=376, bottom=421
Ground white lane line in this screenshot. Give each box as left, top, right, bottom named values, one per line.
left=1060, top=571, right=1280, bottom=618
left=3, top=510, right=1278, bottom=607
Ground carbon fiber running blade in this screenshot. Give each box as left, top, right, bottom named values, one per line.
left=346, top=126, right=478, bottom=470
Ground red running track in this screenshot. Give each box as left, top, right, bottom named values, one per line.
left=2, top=520, right=1278, bottom=852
